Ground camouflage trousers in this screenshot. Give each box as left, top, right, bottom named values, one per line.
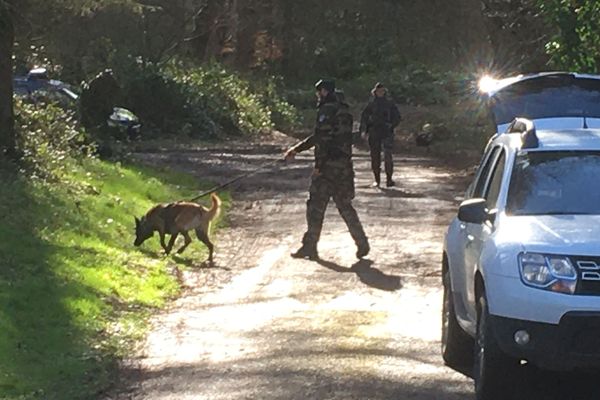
left=302, top=165, right=368, bottom=249
left=368, top=130, right=394, bottom=180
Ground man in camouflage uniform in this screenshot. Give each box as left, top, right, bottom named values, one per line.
left=360, top=82, right=401, bottom=188
left=285, top=79, right=370, bottom=260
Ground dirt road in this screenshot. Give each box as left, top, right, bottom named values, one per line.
left=112, top=134, right=597, bottom=400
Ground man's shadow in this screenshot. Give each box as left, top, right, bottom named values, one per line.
left=316, top=258, right=402, bottom=292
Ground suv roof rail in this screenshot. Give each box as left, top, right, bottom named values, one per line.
left=506, top=117, right=539, bottom=149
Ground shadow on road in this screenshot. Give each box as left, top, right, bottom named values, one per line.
left=118, top=362, right=473, bottom=400
left=171, top=255, right=232, bottom=271
left=380, top=187, right=427, bottom=198
left=447, top=361, right=600, bottom=400
left=316, top=258, right=402, bottom=292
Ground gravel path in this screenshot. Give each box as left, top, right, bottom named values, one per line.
left=109, top=134, right=597, bottom=400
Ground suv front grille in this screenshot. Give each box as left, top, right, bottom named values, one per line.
left=570, top=256, right=600, bottom=295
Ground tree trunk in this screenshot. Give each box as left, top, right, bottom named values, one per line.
left=235, top=0, right=257, bottom=69
left=278, top=0, right=295, bottom=78
left=0, top=1, right=15, bottom=159
left=187, top=0, right=220, bottom=60
left=223, top=0, right=239, bottom=66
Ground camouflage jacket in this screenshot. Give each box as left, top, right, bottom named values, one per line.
left=293, top=94, right=354, bottom=171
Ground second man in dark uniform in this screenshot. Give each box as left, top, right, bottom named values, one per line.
left=360, top=83, right=401, bottom=188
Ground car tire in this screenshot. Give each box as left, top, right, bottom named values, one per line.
left=441, top=267, right=473, bottom=368
left=474, top=290, right=518, bottom=400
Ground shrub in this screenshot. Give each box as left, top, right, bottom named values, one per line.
left=116, top=60, right=299, bottom=138
left=341, top=64, right=467, bottom=106
left=163, top=61, right=273, bottom=135
left=14, top=98, right=94, bottom=181
left=253, top=76, right=301, bottom=132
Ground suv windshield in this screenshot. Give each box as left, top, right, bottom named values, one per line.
left=507, top=151, right=600, bottom=216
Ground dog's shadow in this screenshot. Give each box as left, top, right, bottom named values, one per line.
left=136, top=248, right=230, bottom=271
left=317, top=258, right=402, bottom=292
left=137, top=247, right=162, bottom=259
left=171, top=255, right=231, bottom=271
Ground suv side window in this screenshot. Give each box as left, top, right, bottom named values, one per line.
left=471, top=146, right=500, bottom=198
left=485, top=150, right=506, bottom=209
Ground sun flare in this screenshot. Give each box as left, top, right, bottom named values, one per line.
left=478, top=75, right=498, bottom=93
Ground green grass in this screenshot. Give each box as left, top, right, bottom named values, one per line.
left=0, top=159, right=227, bottom=400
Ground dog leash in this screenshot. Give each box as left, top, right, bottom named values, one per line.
left=188, top=158, right=286, bottom=202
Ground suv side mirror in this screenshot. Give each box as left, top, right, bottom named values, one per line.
left=458, top=198, right=490, bottom=224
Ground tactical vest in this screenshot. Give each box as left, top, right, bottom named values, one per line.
left=369, top=98, right=392, bottom=128
left=315, top=101, right=353, bottom=168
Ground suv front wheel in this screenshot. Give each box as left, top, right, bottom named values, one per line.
left=441, top=266, right=473, bottom=369
left=474, top=289, right=518, bottom=400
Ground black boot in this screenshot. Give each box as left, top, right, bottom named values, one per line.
left=386, top=176, right=395, bottom=187
left=371, top=171, right=381, bottom=188
left=291, top=245, right=319, bottom=260
left=356, top=241, right=370, bottom=259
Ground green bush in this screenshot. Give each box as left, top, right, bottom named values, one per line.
left=386, top=65, right=452, bottom=105
left=14, top=98, right=94, bottom=181
left=164, top=61, right=273, bottom=135
left=116, top=60, right=299, bottom=138
left=341, top=64, right=466, bottom=106
left=119, top=63, right=211, bottom=137
left=283, top=87, right=317, bottom=110
left=253, top=76, right=301, bottom=132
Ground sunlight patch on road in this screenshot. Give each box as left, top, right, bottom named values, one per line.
left=383, top=285, right=442, bottom=342
left=203, top=240, right=291, bottom=305
left=263, top=278, right=295, bottom=298
left=202, top=298, right=306, bottom=362
left=144, top=241, right=303, bottom=367
left=317, top=285, right=457, bottom=384
left=324, top=291, right=381, bottom=311
left=144, top=297, right=306, bottom=366
left=320, top=286, right=442, bottom=344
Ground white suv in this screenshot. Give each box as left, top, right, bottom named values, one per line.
left=442, top=73, right=600, bottom=400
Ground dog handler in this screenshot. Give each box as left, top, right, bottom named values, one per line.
left=284, top=79, right=370, bottom=260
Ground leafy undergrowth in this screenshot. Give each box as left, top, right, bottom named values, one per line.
left=0, top=159, right=227, bottom=400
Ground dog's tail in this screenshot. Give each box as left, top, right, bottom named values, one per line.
left=207, top=193, right=222, bottom=222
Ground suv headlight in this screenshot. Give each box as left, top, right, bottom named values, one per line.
left=519, top=253, right=577, bottom=294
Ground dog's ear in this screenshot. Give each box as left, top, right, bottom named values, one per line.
left=134, top=216, right=140, bottom=227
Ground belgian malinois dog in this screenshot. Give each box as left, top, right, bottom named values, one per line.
left=134, top=193, right=221, bottom=264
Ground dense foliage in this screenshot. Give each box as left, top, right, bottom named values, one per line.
left=113, top=60, right=299, bottom=137
left=14, top=98, right=94, bottom=180
left=538, top=0, right=600, bottom=72
left=4, top=0, right=600, bottom=162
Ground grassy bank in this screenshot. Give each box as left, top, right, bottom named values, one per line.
left=0, top=159, right=226, bottom=400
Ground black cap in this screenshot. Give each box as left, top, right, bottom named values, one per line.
left=315, top=79, right=335, bottom=92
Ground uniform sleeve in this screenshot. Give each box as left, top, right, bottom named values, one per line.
left=390, top=102, right=402, bottom=128
left=292, top=134, right=316, bottom=153
left=291, top=104, right=337, bottom=153
left=360, top=103, right=371, bottom=133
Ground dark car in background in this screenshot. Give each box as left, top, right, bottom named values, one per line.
left=13, top=67, right=141, bottom=139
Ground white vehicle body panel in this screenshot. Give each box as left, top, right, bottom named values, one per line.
left=445, top=127, right=600, bottom=333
